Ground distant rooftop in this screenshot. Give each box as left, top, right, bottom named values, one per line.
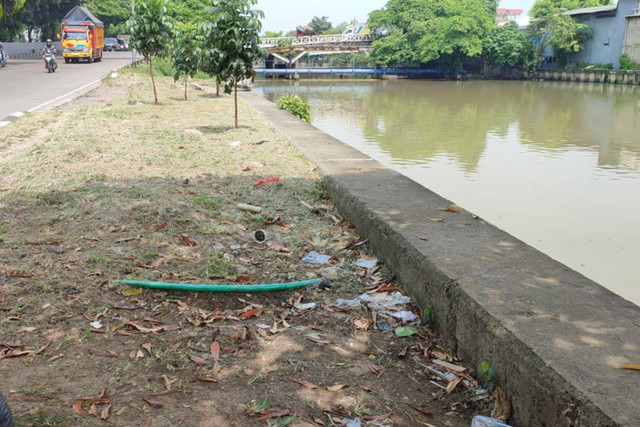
left=563, top=4, right=617, bottom=16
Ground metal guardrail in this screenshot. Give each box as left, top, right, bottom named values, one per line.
left=259, top=34, right=372, bottom=47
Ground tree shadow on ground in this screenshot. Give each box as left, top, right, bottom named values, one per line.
left=0, top=173, right=488, bottom=426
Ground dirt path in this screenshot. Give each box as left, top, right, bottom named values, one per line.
left=0, top=69, right=494, bottom=426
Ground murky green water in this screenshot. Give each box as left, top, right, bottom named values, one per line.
left=253, top=79, right=640, bottom=307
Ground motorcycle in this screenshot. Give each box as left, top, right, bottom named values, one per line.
left=0, top=47, right=6, bottom=68
left=43, top=51, right=56, bottom=73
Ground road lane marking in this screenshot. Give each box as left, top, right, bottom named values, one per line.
left=10, top=112, right=25, bottom=118
left=27, top=78, right=102, bottom=113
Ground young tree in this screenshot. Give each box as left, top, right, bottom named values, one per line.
left=200, top=0, right=264, bottom=128
left=127, top=0, right=173, bottom=105
left=171, top=27, right=201, bottom=100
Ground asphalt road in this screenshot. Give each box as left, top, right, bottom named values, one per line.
left=0, top=51, right=138, bottom=120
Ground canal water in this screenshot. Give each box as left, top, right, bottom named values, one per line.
left=253, top=79, right=640, bottom=307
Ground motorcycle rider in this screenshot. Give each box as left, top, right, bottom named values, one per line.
left=0, top=41, right=6, bottom=67
left=41, top=39, right=58, bottom=70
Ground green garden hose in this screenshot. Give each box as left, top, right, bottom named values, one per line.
left=116, top=278, right=322, bottom=293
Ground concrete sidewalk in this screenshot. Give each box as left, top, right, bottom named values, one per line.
left=240, top=91, right=640, bottom=426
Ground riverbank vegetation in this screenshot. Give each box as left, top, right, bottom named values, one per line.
left=277, top=95, right=311, bottom=123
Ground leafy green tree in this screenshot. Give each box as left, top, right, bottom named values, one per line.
left=1, top=0, right=26, bottom=40
left=171, top=28, right=201, bottom=100
left=0, top=0, right=26, bottom=20
left=128, top=0, right=173, bottom=105
left=83, top=0, right=130, bottom=37
left=483, top=22, right=537, bottom=71
left=308, top=15, right=332, bottom=34
left=322, top=21, right=349, bottom=36
left=530, top=0, right=611, bottom=19
left=527, top=0, right=606, bottom=61
left=199, top=0, right=264, bottom=128
left=7, top=0, right=77, bottom=41
left=166, top=0, right=208, bottom=30
left=263, top=30, right=282, bottom=38
left=368, top=0, right=495, bottom=69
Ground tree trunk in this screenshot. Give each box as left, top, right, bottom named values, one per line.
left=216, top=82, right=220, bottom=97
left=234, top=78, right=238, bottom=129
left=184, top=77, right=188, bottom=100
left=149, top=56, right=158, bottom=105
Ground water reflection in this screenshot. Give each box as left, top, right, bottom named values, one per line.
left=254, top=79, right=640, bottom=306
left=258, top=80, right=640, bottom=172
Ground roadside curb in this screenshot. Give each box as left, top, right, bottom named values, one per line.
left=0, top=112, right=26, bottom=128
left=240, top=91, right=640, bottom=426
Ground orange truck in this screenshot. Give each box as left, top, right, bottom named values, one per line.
left=61, top=6, right=104, bottom=63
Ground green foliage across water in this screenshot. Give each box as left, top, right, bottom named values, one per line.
left=367, top=0, right=496, bottom=69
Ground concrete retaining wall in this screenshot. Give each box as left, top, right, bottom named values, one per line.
left=537, top=68, right=640, bottom=84
left=1, top=42, right=62, bottom=59
left=240, top=91, right=640, bottom=426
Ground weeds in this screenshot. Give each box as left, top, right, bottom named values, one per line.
left=16, top=409, right=67, bottom=427
left=267, top=415, right=299, bottom=427
left=246, top=395, right=269, bottom=414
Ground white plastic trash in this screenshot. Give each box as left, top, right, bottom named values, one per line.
left=302, top=251, right=332, bottom=265
left=471, top=415, right=511, bottom=427
left=389, top=310, right=418, bottom=322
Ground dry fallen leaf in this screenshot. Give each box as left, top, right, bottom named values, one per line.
left=445, top=376, right=464, bottom=393
left=255, top=409, right=292, bottom=421
left=410, top=405, right=434, bottom=417
left=141, top=417, right=153, bottom=427
left=7, top=270, right=32, bottom=278
left=440, top=206, right=461, bottom=213
left=620, top=364, right=640, bottom=371
left=73, top=400, right=84, bottom=416
left=142, top=342, right=152, bottom=356
left=432, top=359, right=466, bottom=373
left=180, top=234, right=197, bottom=246
left=16, top=327, right=37, bottom=333
left=210, top=341, right=220, bottom=362
left=327, top=384, right=347, bottom=392
left=492, top=387, right=511, bottom=422
left=163, top=375, right=172, bottom=391
left=101, top=404, right=111, bottom=420
left=197, top=377, right=218, bottom=383
left=89, top=403, right=99, bottom=417
left=239, top=307, right=261, bottom=320
left=89, top=348, right=118, bottom=358
left=142, top=398, right=163, bottom=409
left=293, top=379, right=318, bottom=389
left=123, top=288, right=143, bottom=296
left=189, top=354, right=207, bottom=366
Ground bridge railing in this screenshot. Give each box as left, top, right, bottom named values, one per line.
left=260, top=34, right=372, bottom=47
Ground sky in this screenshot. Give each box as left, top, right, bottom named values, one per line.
left=256, top=0, right=538, bottom=33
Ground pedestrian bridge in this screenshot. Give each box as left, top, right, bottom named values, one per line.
left=259, top=35, right=373, bottom=66
left=259, top=34, right=373, bottom=52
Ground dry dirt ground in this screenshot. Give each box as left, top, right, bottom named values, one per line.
left=0, top=68, right=494, bottom=426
